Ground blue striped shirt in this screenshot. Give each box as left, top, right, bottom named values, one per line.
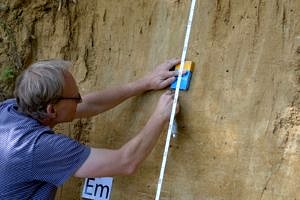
left=0, top=99, right=90, bottom=199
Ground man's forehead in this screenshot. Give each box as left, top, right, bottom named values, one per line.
left=63, top=72, right=79, bottom=93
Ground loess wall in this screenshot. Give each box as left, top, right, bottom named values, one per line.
left=1, top=0, right=300, bottom=199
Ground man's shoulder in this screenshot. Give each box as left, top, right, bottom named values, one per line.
left=0, top=98, right=40, bottom=127
left=0, top=98, right=16, bottom=108
left=0, top=98, right=19, bottom=118
left=0, top=98, right=53, bottom=147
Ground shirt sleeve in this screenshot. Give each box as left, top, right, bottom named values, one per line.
left=32, top=131, right=91, bottom=186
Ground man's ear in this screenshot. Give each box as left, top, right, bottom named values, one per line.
left=46, top=104, right=57, bottom=119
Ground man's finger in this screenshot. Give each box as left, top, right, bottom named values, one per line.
left=162, top=69, right=186, bottom=79
left=164, top=90, right=173, bottom=95
left=173, top=69, right=187, bottom=76
left=160, top=77, right=176, bottom=88
left=161, top=71, right=177, bottom=79
left=164, top=58, right=180, bottom=70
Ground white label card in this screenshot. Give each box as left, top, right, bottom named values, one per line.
left=82, top=177, right=113, bottom=200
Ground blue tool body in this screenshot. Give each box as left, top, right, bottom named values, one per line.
left=170, top=61, right=194, bottom=91
left=170, top=71, right=193, bottom=90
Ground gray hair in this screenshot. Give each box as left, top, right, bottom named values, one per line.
left=14, top=59, right=72, bottom=120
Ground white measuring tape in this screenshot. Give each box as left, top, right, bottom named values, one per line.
left=155, top=0, right=197, bottom=199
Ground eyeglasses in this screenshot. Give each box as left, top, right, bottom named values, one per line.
left=56, top=93, right=82, bottom=103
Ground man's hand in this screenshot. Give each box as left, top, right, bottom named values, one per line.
left=75, top=90, right=180, bottom=178
left=153, top=90, right=179, bottom=122
left=144, top=58, right=181, bottom=90
left=75, top=58, right=181, bottom=118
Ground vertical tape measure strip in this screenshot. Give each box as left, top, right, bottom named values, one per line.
left=155, top=0, right=197, bottom=199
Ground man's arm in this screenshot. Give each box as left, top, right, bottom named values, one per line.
left=74, top=90, right=177, bottom=177
left=75, top=58, right=180, bottom=118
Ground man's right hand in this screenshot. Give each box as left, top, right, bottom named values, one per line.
left=143, top=58, right=181, bottom=90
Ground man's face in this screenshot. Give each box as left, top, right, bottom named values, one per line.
left=54, top=71, right=81, bottom=123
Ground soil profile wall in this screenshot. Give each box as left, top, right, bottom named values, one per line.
left=0, top=0, right=300, bottom=199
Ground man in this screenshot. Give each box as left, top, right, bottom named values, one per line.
left=0, top=58, right=181, bottom=199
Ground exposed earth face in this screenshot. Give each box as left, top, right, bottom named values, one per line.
left=1, top=1, right=300, bottom=199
